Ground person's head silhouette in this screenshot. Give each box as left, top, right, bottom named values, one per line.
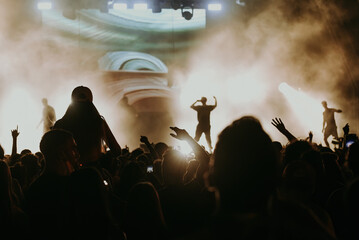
left=71, top=86, right=93, bottom=103
left=321, top=101, right=327, bottom=108
left=201, top=97, right=207, bottom=105
left=42, top=98, right=48, bottom=106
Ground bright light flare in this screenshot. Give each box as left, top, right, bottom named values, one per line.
left=226, top=70, right=268, bottom=104
left=177, top=71, right=218, bottom=153
left=208, top=4, right=222, bottom=11
left=172, top=142, right=193, bottom=156
left=37, top=1, right=53, bottom=10
left=278, top=82, right=289, bottom=93
left=278, top=82, right=324, bottom=144
left=0, top=84, right=76, bottom=154
left=0, top=86, right=43, bottom=153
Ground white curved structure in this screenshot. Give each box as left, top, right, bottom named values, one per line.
left=100, top=51, right=175, bottom=108
left=98, top=51, right=168, bottom=72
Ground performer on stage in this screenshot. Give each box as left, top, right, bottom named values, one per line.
left=38, top=98, right=56, bottom=134
left=322, top=100, right=342, bottom=148
left=191, top=96, right=217, bottom=150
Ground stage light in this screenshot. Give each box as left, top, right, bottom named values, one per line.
left=99, top=0, right=109, bottom=13
left=113, top=3, right=127, bottom=10
left=278, top=82, right=289, bottom=93
left=208, top=3, right=222, bottom=11
left=134, top=3, right=148, bottom=10
left=37, top=1, right=52, bottom=10
left=278, top=82, right=323, bottom=143
left=171, top=0, right=182, bottom=10
left=151, top=0, right=162, bottom=13
left=181, top=5, right=193, bottom=20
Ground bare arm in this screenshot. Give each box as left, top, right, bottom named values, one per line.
left=305, top=131, right=313, bottom=143
left=271, top=118, right=297, bottom=143
left=102, top=117, right=122, bottom=157
left=140, top=135, right=160, bottom=161
left=191, top=100, right=200, bottom=109
left=170, top=126, right=210, bottom=185
left=213, top=96, right=217, bottom=108
left=11, top=126, right=19, bottom=157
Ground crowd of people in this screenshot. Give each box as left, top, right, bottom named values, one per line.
left=0, top=85, right=358, bottom=240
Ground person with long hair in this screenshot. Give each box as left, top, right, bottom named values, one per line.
left=54, top=86, right=121, bottom=166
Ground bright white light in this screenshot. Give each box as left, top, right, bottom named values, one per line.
left=208, top=3, right=222, bottom=11
left=134, top=3, right=148, bottom=10
left=278, top=82, right=324, bottom=144
left=0, top=86, right=43, bottom=153
left=278, top=82, right=289, bottom=93
left=226, top=70, right=268, bottom=104
left=236, top=0, right=246, bottom=6
left=37, top=1, right=52, bottom=10
left=113, top=3, right=127, bottom=10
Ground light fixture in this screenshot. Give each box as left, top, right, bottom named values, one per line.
left=181, top=4, right=194, bottom=20
left=151, top=0, right=162, bottom=13
left=171, top=0, right=181, bottom=10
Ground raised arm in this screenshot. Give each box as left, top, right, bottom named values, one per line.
left=140, top=135, right=160, bottom=161
left=213, top=96, right=217, bottom=108
left=11, top=126, right=20, bottom=157
left=335, top=109, right=342, bottom=113
left=102, top=117, right=122, bottom=158
left=170, top=126, right=210, bottom=185
left=271, top=118, right=297, bottom=143
left=305, top=131, right=313, bottom=143
left=191, top=100, right=199, bottom=109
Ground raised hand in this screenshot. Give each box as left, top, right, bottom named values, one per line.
left=271, top=117, right=296, bottom=142
left=140, top=135, right=149, bottom=143
left=11, top=125, right=20, bottom=138
left=307, top=131, right=313, bottom=143
left=271, top=118, right=286, bottom=133
left=169, top=126, right=191, bottom=140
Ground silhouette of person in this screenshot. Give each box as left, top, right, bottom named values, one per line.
left=53, top=86, right=121, bottom=166
left=322, top=101, right=342, bottom=148
left=190, top=96, right=217, bottom=150
left=38, top=98, right=56, bottom=134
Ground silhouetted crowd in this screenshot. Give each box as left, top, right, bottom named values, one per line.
left=1, top=86, right=358, bottom=240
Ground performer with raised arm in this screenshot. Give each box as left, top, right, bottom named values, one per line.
left=190, top=96, right=217, bottom=151
left=322, top=100, right=342, bottom=148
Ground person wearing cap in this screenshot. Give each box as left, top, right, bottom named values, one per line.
left=53, top=86, right=121, bottom=166
left=190, top=96, right=217, bottom=151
